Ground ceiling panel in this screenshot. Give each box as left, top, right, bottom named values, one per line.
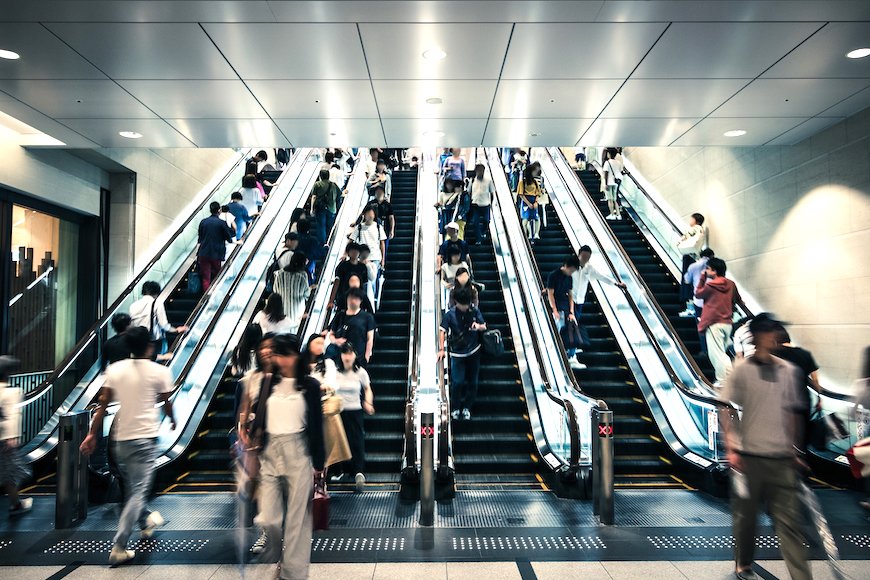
left=601, top=79, right=747, bottom=118
left=381, top=118, right=487, bottom=147
left=816, top=86, right=870, bottom=118
left=247, top=80, right=377, bottom=118
left=634, top=22, right=821, bottom=79
left=502, top=23, right=667, bottom=80
left=578, top=117, right=700, bottom=146
left=596, top=1, right=870, bottom=22
left=711, top=79, right=870, bottom=118
left=763, top=22, right=870, bottom=79
left=359, top=24, right=512, bottom=80
left=169, top=119, right=289, bottom=148
left=672, top=117, right=810, bottom=146
left=0, top=95, right=100, bottom=147
left=483, top=118, right=594, bottom=146
left=274, top=119, right=385, bottom=147
left=490, top=80, right=622, bottom=119
left=0, top=24, right=105, bottom=80
left=204, top=24, right=369, bottom=80
left=44, top=23, right=236, bottom=79
left=765, top=117, right=845, bottom=146
left=119, top=80, right=267, bottom=119
left=1, top=1, right=275, bottom=22
left=374, top=80, right=497, bottom=118
left=57, top=118, right=195, bottom=147
left=0, top=80, right=156, bottom=119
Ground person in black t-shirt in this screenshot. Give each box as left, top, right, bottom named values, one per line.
left=773, top=325, right=823, bottom=409
left=326, top=288, right=376, bottom=365
left=332, top=243, right=369, bottom=300
left=373, top=187, right=395, bottom=260
left=103, top=313, right=133, bottom=370
left=334, top=274, right=374, bottom=314
left=547, top=255, right=584, bottom=370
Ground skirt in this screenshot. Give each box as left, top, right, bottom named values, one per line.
left=520, top=201, right=538, bottom=221
left=0, top=443, right=31, bottom=487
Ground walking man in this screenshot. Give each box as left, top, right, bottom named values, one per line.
left=438, top=288, right=486, bottom=420
left=80, top=327, right=176, bottom=566
left=197, top=201, right=234, bottom=292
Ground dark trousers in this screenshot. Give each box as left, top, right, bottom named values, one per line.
left=679, top=254, right=696, bottom=302
left=197, top=256, right=222, bottom=292
left=340, top=409, right=365, bottom=475
left=470, top=204, right=491, bottom=242
left=450, top=351, right=482, bottom=411
left=574, top=303, right=591, bottom=347
left=694, top=306, right=707, bottom=355
left=315, top=210, right=336, bottom=244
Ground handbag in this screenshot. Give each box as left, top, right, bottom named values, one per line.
left=846, top=437, right=870, bottom=479
left=481, top=329, right=505, bottom=357
left=313, top=476, right=330, bottom=531
left=560, top=319, right=585, bottom=351
left=187, top=265, right=202, bottom=295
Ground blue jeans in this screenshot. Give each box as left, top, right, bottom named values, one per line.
left=450, top=350, right=481, bottom=411
left=234, top=219, right=247, bottom=241
left=315, top=210, right=335, bottom=244
left=111, top=438, right=157, bottom=549
left=554, top=310, right=576, bottom=359
left=574, top=302, right=590, bottom=346
left=470, top=204, right=491, bottom=242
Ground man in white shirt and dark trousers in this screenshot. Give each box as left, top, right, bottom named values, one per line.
left=571, top=246, right=626, bottom=363
left=80, top=327, right=177, bottom=567
left=128, top=281, right=188, bottom=359
left=469, top=163, right=495, bottom=245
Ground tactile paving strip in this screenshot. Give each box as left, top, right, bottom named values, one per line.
left=0, top=540, right=10, bottom=551
left=840, top=534, right=870, bottom=549
left=647, top=535, right=790, bottom=550
left=44, top=538, right=209, bottom=554
left=452, top=535, right=606, bottom=551
left=312, top=537, right=405, bottom=552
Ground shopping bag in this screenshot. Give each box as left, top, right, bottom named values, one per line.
left=313, top=478, right=330, bottom=531
left=846, top=437, right=870, bottom=479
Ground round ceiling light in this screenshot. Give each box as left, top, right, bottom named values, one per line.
left=423, top=130, right=445, bottom=138
left=530, top=132, right=541, bottom=137
left=723, top=129, right=747, bottom=137
left=846, top=47, right=870, bottom=59
left=119, top=131, right=143, bottom=139
left=0, top=49, right=21, bottom=60
left=422, top=48, right=446, bottom=61
left=426, top=97, right=443, bottom=105
left=329, top=132, right=337, bottom=136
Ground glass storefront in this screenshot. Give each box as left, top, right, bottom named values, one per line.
left=7, top=204, right=80, bottom=374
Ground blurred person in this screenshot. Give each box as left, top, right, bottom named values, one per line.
left=718, top=315, right=812, bottom=580
left=448, top=268, right=480, bottom=309
left=469, top=162, right=495, bottom=245
left=773, top=325, right=823, bottom=407
left=441, top=148, right=466, bottom=193
left=571, top=245, right=625, bottom=356
left=438, top=287, right=486, bottom=420
left=80, top=327, right=176, bottom=566
left=305, top=335, right=350, bottom=476
left=602, top=148, right=624, bottom=220
left=129, top=281, right=189, bottom=359
left=733, top=316, right=756, bottom=363
left=326, top=288, right=376, bottom=366
left=333, top=342, right=375, bottom=491
left=253, top=294, right=296, bottom=335
left=356, top=244, right=376, bottom=307
left=227, top=192, right=252, bottom=241
left=548, top=255, right=585, bottom=370
left=509, top=149, right=527, bottom=193
left=103, top=313, right=133, bottom=370
left=295, top=219, right=325, bottom=282
left=695, top=257, right=742, bottom=384
left=334, top=274, right=374, bottom=314
left=437, top=222, right=471, bottom=274
left=856, top=347, right=870, bottom=511
left=680, top=248, right=716, bottom=357
left=310, top=169, right=340, bottom=244
left=273, top=252, right=312, bottom=334
left=197, top=201, right=235, bottom=292
left=436, top=180, right=464, bottom=235
left=350, top=205, right=387, bottom=293
left=366, top=158, right=392, bottom=200
left=239, top=175, right=263, bottom=217
left=0, top=356, right=32, bottom=516
left=517, top=163, right=542, bottom=243
left=288, top=208, right=309, bottom=236
left=219, top=204, right=235, bottom=233
left=332, top=243, right=368, bottom=301
left=373, top=186, right=395, bottom=259
left=237, top=335, right=324, bottom=579
left=441, top=246, right=470, bottom=288
left=275, top=232, right=299, bottom=271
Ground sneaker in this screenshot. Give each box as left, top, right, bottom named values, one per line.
left=600, top=197, right=607, bottom=202
left=462, top=409, right=471, bottom=420
left=615, top=214, right=622, bottom=220
left=735, top=570, right=759, bottom=580
left=140, top=511, right=164, bottom=539
left=606, top=214, right=617, bottom=221
left=569, top=359, right=587, bottom=371
left=108, top=546, right=135, bottom=567
left=451, top=409, right=460, bottom=420
left=355, top=473, right=366, bottom=492
left=250, top=529, right=268, bottom=554
left=678, top=309, right=695, bottom=318
left=8, top=497, right=32, bottom=516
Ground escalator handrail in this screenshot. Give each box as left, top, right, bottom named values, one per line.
left=401, top=217, right=423, bottom=471
left=14, top=148, right=254, bottom=408
left=484, top=148, right=582, bottom=468
left=547, top=149, right=737, bottom=415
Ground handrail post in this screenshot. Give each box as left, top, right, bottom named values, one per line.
left=595, top=408, right=614, bottom=525
left=419, top=411, right=435, bottom=526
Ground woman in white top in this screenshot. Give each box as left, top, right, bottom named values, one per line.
left=239, top=174, right=263, bottom=217
left=0, top=356, right=32, bottom=516
left=677, top=212, right=707, bottom=305
left=440, top=246, right=470, bottom=288
left=273, top=252, right=312, bottom=335
left=306, top=335, right=351, bottom=473
left=237, top=335, right=324, bottom=580
left=253, top=294, right=296, bottom=335
left=334, top=342, right=374, bottom=492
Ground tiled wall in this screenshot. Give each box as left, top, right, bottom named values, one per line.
left=625, top=107, right=870, bottom=390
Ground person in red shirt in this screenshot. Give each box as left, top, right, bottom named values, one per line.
left=694, top=257, right=742, bottom=384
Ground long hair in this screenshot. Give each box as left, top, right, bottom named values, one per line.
left=337, top=341, right=362, bottom=372
left=264, top=293, right=286, bottom=323
left=522, top=163, right=537, bottom=186
left=305, top=333, right=328, bottom=375
left=232, top=324, right=263, bottom=374
left=285, top=251, right=307, bottom=273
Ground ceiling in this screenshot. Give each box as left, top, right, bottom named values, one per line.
left=1, top=1, right=869, bottom=148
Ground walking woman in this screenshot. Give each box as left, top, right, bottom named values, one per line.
left=237, top=334, right=324, bottom=580
left=334, top=342, right=375, bottom=492
left=0, top=356, right=32, bottom=516
left=253, top=294, right=295, bottom=335
left=273, top=251, right=312, bottom=334
left=305, top=335, right=351, bottom=474
left=517, top=163, right=542, bottom=244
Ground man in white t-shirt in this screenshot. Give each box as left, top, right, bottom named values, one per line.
left=80, top=327, right=176, bottom=567
left=603, top=149, right=624, bottom=220
left=571, top=245, right=626, bottom=358
left=350, top=205, right=388, bottom=297
left=469, top=163, right=495, bottom=245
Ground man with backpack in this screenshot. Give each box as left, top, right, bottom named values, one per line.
left=438, top=287, right=487, bottom=421
left=310, top=169, right=341, bottom=244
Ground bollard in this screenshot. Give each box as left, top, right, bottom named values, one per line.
left=591, top=408, right=600, bottom=516
left=419, top=412, right=435, bottom=526
left=597, top=409, right=615, bottom=525
left=56, top=410, right=90, bottom=528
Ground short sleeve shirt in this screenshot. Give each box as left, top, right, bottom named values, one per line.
left=439, top=238, right=469, bottom=263
left=106, top=359, right=173, bottom=441
left=547, top=269, right=573, bottom=313
left=335, top=260, right=369, bottom=294
left=440, top=307, right=485, bottom=356
left=330, top=310, right=376, bottom=360
left=377, top=201, right=394, bottom=236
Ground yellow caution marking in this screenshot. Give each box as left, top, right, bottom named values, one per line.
left=176, top=471, right=191, bottom=482
left=641, top=416, right=653, bottom=422
left=658, top=456, right=672, bottom=465
left=530, top=454, right=539, bottom=463
left=37, top=472, right=56, bottom=483
left=649, top=435, right=662, bottom=443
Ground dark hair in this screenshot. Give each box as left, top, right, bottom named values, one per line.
left=0, top=356, right=20, bottom=381
left=775, top=325, right=791, bottom=345
left=411, top=156, right=418, bottom=161
left=475, top=163, right=486, bottom=180
left=564, top=255, right=581, bottom=269
left=242, top=174, right=257, bottom=188
left=232, top=323, right=263, bottom=374
left=749, top=312, right=781, bottom=336
left=522, top=164, right=536, bottom=186
left=209, top=201, right=221, bottom=215
left=346, top=287, right=366, bottom=302
left=297, top=219, right=311, bottom=235
left=306, top=333, right=328, bottom=374
left=707, top=257, right=726, bottom=276
left=691, top=213, right=705, bottom=226
left=111, top=313, right=132, bottom=334
left=221, top=204, right=230, bottom=213
left=324, top=152, right=335, bottom=164
left=264, top=293, right=286, bottom=323
left=142, top=281, right=161, bottom=296
left=346, top=241, right=360, bottom=254
left=256, top=150, right=268, bottom=161
left=271, top=334, right=311, bottom=383
left=357, top=244, right=371, bottom=255
left=286, top=251, right=307, bottom=273
left=319, top=169, right=330, bottom=181
left=578, top=245, right=592, bottom=254
left=700, top=248, right=715, bottom=258
left=346, top=273, right=363, bottom=286
left=290, top=208, right=306, bottom=224
left=447, top=246, right=462, bottom=259
left=126, top=326, right=152, bottom=358
left=285, top=232, right=299, bottom=242
left=453, top=287, right=472, bottom=306
left=861, top=346, right=870, bottom=380
left=231, top=192, right=243, bottom=201
left=337, top=341, right=362, bottom=371
left=363, top=204, right=377, bottom=217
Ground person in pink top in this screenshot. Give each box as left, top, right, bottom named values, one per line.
left=694, top=257, right=742, bottom=384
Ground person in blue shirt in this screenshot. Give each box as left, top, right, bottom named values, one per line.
left=436, top=222, right=472, bottom=274
left=227, top=192, right=252, bottom=241
left=438, top=287, right=487, bottom=420
left=547, top=255, right=584, bottom=370
left=197, top=201, right=234, bottom=291
left=295, top=219, right=325, bottom=283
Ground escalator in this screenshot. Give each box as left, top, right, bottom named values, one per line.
left=350, top=169, right=417, bottom=488
left=532, top=197, right=685, bottom=488
left=576, top=169, right=715, bottom=380
left=450, top=226, right=542, bottom=487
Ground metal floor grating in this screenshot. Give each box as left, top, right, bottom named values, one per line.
left=44, top=538, right=210, bottom=555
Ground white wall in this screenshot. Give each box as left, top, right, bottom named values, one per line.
left=625, top=108, right=870, bottom=389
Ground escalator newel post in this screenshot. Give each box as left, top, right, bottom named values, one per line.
left=419, top=411, right=435, bottom=526
left=592, top=407, right=615, bottom=525
left=56, top=410, right=90, bottom=528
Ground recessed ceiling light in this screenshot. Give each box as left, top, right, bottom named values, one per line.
left=846, top=47, right=870, bottom=59
left=723, top=129, right=746, bottom=137
left=119, top=131, right=143, bottom=139
left=422, top=48, right=446, bottom=61
left=423, top=130, right=445, bottom=138
left=329, top=132, right=337, bottom=136
left=530, top=132, right=541, bottom=137
left=426, top=97, right=443, bottom=105
left=0, top=49, right=20, bottom=60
